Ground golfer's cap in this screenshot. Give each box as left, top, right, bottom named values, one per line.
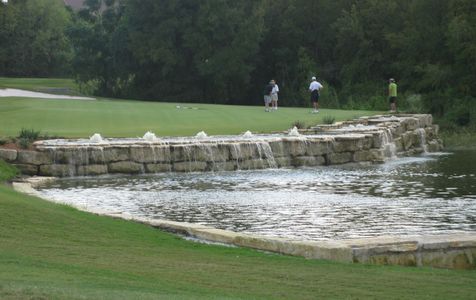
left=311, top=76, right=316, bottom=80
left=389, top=78, right=395, bottom=82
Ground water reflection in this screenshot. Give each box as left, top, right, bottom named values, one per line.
left=37, top=151, right=476, bottom=241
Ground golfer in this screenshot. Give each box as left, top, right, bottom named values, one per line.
left=309, top=76, right=323, bottom=113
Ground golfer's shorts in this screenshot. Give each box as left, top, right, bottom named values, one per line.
left=264, top=95, right=272, bottom=104
left=310, top=90, right=320, bottom=102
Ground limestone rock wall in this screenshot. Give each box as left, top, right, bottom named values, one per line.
left=1, top=114, right=444, bottom=177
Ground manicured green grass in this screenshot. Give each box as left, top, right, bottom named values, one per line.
left=0, top=77, right=79, bottom=95
left=0, top=160, right=18, bottom=182
left=0, top=97, right=379, bottom=138
left=0, top=186, right=475, bottom=299
left=3, top=78, right=473, bottom=298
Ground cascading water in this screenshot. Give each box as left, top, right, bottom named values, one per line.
left=256, top=142, right=277, bottom=168
left=231, top=143, right=242, bottom=169
left=415, top=128, right=428, bottom=153
left=26, top=114, right=441, bottom=177
left=381, top=128, right=397, bottom=159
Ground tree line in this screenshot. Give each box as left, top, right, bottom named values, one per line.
left=1, top=0, right=475, bottom=126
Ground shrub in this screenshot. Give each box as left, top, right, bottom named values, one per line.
left=319, top=83, right=340, bottom=109
left=17, top=128, right=41, bottom=149
left=291, top=120, right=306, bottom=129
left=18, top=138, right=31, bottom=149
left=402, top=94, right=424, bottom=113
left=19, top=128, right=40, bottom=141
left=322, top=115, right=335, bottom=124
left=78, top=79, right=99, bottom=96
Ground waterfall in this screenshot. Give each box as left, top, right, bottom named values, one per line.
left=256, top=142, right=277, bottom=168
left=231, top=143, right=242, bottom=169
left=183, top=145, right=194, bottom=171
left=381, top=128, right=397, bottom=159
left=198, top=143, right=215, bottom=169
left=25, top=114, right=440, bottom=177
left=415, top=128, right=428, bottom=153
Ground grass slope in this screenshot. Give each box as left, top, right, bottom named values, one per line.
left=1, top=185, right=475, bottom=299
left=0, top=160, right=18, bottom=182
left=0, top=97, right=378, bottom=138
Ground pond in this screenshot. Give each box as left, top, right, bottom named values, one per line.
left=36, top=150, right=476, bottom=241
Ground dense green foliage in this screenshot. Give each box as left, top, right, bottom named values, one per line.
left=1, top=0, right=475, bottom=127
left=0, top=0, right=72, bottom=76
left=1, top=185, right=476, bottom=299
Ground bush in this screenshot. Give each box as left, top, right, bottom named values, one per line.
left=291, top=120, right=306, bottom=129
left=18, top=138, right=31, bottom=149
left=322, top=115, right=335, bottom=124
left=319, top=83, right=340, bottom=109
left=434, top=96, right=475, bottom=128
left=339, top=81, right=384, bottom=110
left=78, top=79, right=99, bottom=96
left=17, top=128, right=41, bottom=149
left=401, top=94, right=424, bottom=113
left=19, top=128, right=40, bottom=141
left=366, top=94, right=387, bottom=111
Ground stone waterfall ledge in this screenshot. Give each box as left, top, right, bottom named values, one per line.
left=1, top=114, right=444, bottom=177
left=12, top=176, right=476, bottom=270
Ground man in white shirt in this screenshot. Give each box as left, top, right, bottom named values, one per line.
left=309, top=76, right=323, bottom=113
left=271, top=79, right=279, bottom=110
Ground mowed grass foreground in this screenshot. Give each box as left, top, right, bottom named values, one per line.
left=1, top=183, right=476, bottom=299
left=0, top=78, right=380, bottom=138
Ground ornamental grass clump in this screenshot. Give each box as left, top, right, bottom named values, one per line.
left=322, top=115, right=335, bottom=124
left=291, top=120, right=306, bottom=129
left=18, top=128, right=41, bottom=149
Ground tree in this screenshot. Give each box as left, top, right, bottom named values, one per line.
left=124, top=0, right=267, bottom=103
left=0, top=0, right=72, bottom=77
left=68, top=0, right=132, bottom=96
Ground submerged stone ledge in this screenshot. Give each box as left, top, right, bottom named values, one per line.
left=11, top=176, right=476, bottom=269
left=1, top=114, right=444, bottom=177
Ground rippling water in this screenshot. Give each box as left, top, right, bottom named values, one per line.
left=37, top=151, right=476, bottom=241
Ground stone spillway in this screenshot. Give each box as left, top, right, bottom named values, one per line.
left=1, top=114, right=443, bottom=177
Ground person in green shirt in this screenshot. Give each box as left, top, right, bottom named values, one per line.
left=388, top=78, right=397, bottom=112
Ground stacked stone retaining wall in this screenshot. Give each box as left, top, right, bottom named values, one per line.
left=1, top=114, right=443, bottom=177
